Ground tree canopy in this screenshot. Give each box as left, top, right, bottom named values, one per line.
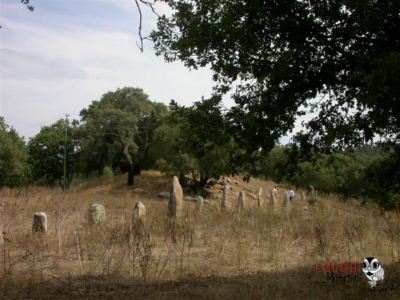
left=151, top=0, right=400, bottom=153
left=154, top=97, right=238, bottom=187
left=0, top=117, right=29, bottom=186
left=28, top=119, right=79, bottom=188
left=79, top=87, right=168, bottom=186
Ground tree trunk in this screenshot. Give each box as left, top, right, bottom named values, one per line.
left=128, top=163, right=134, bottom=186
left=199, top=172, right=209, bottom=187
left=134, top=163, right=141, bottom=175
left=122, top=144, right=134, bottom=187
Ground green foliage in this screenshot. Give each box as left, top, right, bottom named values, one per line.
left=362, top=146, right=400, bottom=209
left=79, top=87, right=168, bottom=185
left=259, top=145, right=398, bottom=207
left=153, top=97, right=238, bottom=186
left=0, top=117, right=30, bottom=186
left=28, top=119, right=79, bottom=187
left=102, top=166, right=114, bottom=178
left=152, top=0, right=400, bottom=152
left=256, top=147, right=290, bottom=183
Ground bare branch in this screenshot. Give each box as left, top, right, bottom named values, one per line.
left=21, top=0, right=35, bottom=11
left=134, top=0, right=144, bottom=52
left=133, top=0, right=160, bottom=52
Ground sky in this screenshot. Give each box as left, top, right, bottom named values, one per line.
left=0, top=0, right=217, bottom=139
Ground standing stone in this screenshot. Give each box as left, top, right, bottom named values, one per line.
left=238, top=191, right=246, bottom=211
left=221, top=181, right=231, bottom=210
left=88, top=203, right=106, bottom=225
left=282, top=192, right=289, bottom=207
left=32, top=212, right=47, bottom=233
left=167, top=176, right=184, bottom=218
left=133, top=201, right=146, bottom=222
left=301, top=192, right=306, bottom=201
left=270, top=189, right=277, bottom=206
left=309, top=185, right=318, bottom=199
left=257, top=187, right=263, bottom=207
left=196, top=196, right=204, bottom=212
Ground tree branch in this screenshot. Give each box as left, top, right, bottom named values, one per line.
left=133, top=0, right=160, bottom=52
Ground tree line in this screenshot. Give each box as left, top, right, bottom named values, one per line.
left=2, top=1, right=400, bottom=209
left=0, top=86, right=399, bottom=209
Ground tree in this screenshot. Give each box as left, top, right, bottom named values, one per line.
left=363, top=146, right=400, bottom=209
left=150, top=1, right=400, bottom=153
left=154, top=97, right=237, bottom=187
left=0, top=117, right=30, bottom=186
left=28, top=119, right=79, bottom=187
left=80, top=87, right=167, bottom=186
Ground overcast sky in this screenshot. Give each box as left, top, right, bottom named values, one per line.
left=0, top=0, right=218, bottom=138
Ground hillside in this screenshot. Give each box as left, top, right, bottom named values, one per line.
left=0, top=171, right=399, bottom=299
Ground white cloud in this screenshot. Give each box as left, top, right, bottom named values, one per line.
left=0, top=49, right=87, bottom=79
left=0, top=1, right=215, bottom=138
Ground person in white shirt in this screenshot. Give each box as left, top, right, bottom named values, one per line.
left=287, top=187, right=295, bottom=201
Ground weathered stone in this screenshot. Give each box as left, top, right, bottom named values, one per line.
left=309, top=185, right=318, bottom=199
left=32, top=212, right=47, bottom=233
left=221, top=182, right=231, bottom=210
left=196, top=196, right=204, bottom=212
left=257, top=187, right=263, bottom=207
left=133, top=188, right=145, bottom=193
left=158, top=191, right=170, bottom=199
left=88, top=203, right=106, bottom=225
left=301, top=192, right=306, bottom=201
left=133, top=201, right=146, bottom=222
left=282, top=192, right=289, bottom=207
left=270, top=189, right=277, bottom=206
left=238, top=191, right=245, bottom=211
left=167, top=176, right=183, bottom=218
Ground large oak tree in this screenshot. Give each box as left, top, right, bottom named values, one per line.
left=149, top=0, right=400, bottom=154
left=80, top=87, right=167, bottom=186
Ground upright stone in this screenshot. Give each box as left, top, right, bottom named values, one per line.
left=257, top=187, right=263, bottom=207
left=309, top=185, right=318, bottom=199
left=282, top=192, right=289, bottom=207
left=32, top=212, right=47, bottom=233
left=196, top=196, right=204, bottom=212
left=301, top=192, right=306, bottom=201
left=270, top=189, right=277, bottom=206
left=238, top=191, right=246, bottom=211
left=221, top=181, right=231, bottom=210
left=88, top=203, right=106, bottom=225
left=133, top=201, right=146, bottom=222
left=167, top=176, right=184, bottom=218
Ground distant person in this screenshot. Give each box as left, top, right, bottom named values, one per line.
left=287, top=187, right=295, bottom=201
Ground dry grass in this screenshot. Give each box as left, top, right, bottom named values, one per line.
left=0, top=171, right=399, bottom=299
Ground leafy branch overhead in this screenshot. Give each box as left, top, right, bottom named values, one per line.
left=147, top=0, right=400, bottom=152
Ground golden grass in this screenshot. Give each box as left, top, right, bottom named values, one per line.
left=0, top=171, right=399, bottom=299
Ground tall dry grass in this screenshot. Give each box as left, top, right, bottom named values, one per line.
left=0, top=171, right=399, bottom=299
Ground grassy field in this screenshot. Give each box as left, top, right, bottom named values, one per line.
left=0, top=171, right=399, bottom=299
